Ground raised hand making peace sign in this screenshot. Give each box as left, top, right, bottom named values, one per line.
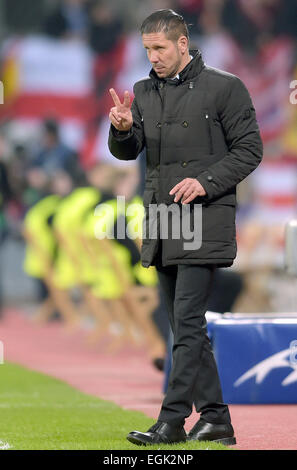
left=109, top=88, right=133, bottom=132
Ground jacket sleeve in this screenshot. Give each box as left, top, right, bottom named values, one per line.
left=108, top=87, right=145, bottom=161
left=196, top=76, right=263, bottom=201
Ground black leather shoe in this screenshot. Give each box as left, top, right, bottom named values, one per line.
left=127, top=421, right=187, bottom=446
left=187, top=419, right=236, bottom=446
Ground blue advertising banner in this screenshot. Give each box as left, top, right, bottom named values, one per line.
left=164, top=315, right=297, bottom=403
left=212, top=318, right=297, bottom=404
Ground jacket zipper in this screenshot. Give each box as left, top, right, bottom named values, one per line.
left=158, top=83, right=166, bottom=164
left=205, top=112, right=213, bottom=154
left=157, top=83, right=167, bottom=267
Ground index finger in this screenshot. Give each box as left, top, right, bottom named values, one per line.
left=169, top=180, right=186, bottom=195
left=109, top=88, right=121, bottom=108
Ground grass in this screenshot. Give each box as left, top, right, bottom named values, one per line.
left=0, top=362, right=232, bottom=450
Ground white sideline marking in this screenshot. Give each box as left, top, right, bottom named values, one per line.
left=0, top=440, right=12, bottom=450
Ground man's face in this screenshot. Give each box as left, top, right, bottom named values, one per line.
left=142, top=32, right=184, bottom=79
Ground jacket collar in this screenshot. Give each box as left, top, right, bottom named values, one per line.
left=149, top=49, right=205, bottom=85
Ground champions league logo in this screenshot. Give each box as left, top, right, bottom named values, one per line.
left=234, top=341, right=297, bottom=387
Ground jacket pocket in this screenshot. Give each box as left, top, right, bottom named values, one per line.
left=207, top=192, right=236, bottom=207
left=142, top=189, right=154, bottom=207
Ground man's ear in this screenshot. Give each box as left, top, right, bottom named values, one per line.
left=178, top=35, right=188, bottom=54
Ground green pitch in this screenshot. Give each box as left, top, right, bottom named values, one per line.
left=0, top=362, right=232, bottom=450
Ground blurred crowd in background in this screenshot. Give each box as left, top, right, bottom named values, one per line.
left=1, top=0, right=297, bottom=340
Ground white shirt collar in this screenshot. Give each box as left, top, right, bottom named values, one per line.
left=174, top=55, right=193, bottom=80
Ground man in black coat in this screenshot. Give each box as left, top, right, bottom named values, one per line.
left=108, top=9, right=263, bottom=446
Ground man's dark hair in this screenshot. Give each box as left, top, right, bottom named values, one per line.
left=140, top=9, right=189, bottom=42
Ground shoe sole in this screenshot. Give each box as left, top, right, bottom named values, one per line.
left=127, top=434, right=187, bottom=447
left=126, top=434, right=147, bottom=446
left=128, top=433, right=236, bottom=447
left=188, top=436, right=237, bottom=446
left=213, top=437, right=237, bottom=446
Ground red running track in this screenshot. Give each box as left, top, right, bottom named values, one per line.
left=1, top=309, right=296, bottom=450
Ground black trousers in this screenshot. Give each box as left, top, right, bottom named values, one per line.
left=155, top=244, right=231, bottom=427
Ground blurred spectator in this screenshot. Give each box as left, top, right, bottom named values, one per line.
left=23, top=170, right=74, bottom=319
left=0, top=132, right=12, bottom=234
left=49, top=169, right=74, bottom=199
left=87, top=1, right=124, bottom=54
left=0, top=160, right=11, bottom=219
left=222, top=0, right=297, bottom=56
left=24, top=168, right=49, bottom=208
left=0, top=155, right=11, bottom=242
left=3, top=0, right=45, bottom=34
left=80, top=2, right=126, bottom=166
left=7, top=144, right=29, bottom=209
left=44, top=0, right=89, bottom=39
left=29, top=118, right=84, bottom=185
left=174, top=0, right=226, bottom=37
left=86, top=161, right=118, bottom=196
left=0, top=141, right=12, bottom=318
